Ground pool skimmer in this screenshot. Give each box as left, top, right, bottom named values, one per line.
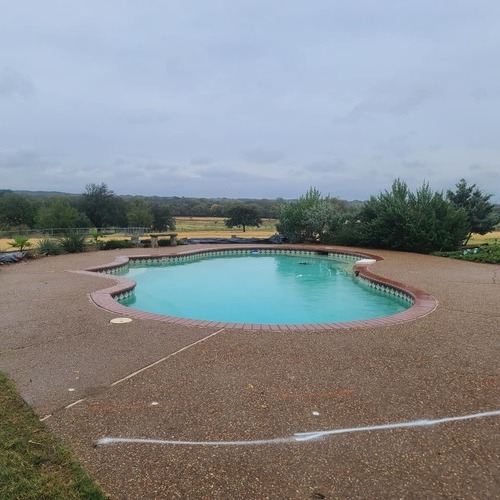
left=110, top=317, right=133, bottom=324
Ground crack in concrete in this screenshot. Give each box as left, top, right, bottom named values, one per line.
left=39, top=327, right=226, bottom=421
left=0, top=328, right=96, bottom=353
left=442, top=307, right=500, bottom=318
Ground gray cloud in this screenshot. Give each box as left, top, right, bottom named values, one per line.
left=341, top=84, right=435, bottom=123
left=468, top=164, right=484, bottom=171
left=0, top=149, right=43, bottom=168
left=470, top=88, right=500, bottom=103
left=376, top=135, right=416, bottom=159
left=0, top=1, right=499, bottom=201
left=243, top=149, right=285, bottom=164
left=306, top=160, right=346, bottom=173
left=190, top=157, right=213, bottom=166
left=402, top=161, right=427, bottom=170
left=0, top=69, right=35, bottom=99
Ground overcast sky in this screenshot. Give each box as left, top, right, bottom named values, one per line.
left=1, top=1, right=499, bottom=201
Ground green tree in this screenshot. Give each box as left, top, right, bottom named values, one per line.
left=277, top=188, right=350, bottom=243
left=328, top=207, right=364, bottom=246
left=80, top=183, right=126, bottom=228
left=209, top=203, right=224, bottom=217
left=190, top=202, right=211, bottom=217
left=126, top=198, right=154, bottom=228
left=446, top=178, right=498, bottom=245
left=224, top=204, right=262, bottom=232
left=358, top=179, right=468, bottom=253
left=303, top=197, right=349, bottom=243
left=35, top=197, right=92, bottom=229
left=276, top=187, right=321, bottom=242
left=151, top=203, right=176, bottom=232
left=0, top=193, right=38, bottom=229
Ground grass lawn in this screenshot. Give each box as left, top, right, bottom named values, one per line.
left=433, top=243, right=500, bottom=263
left=0, top=372, right=106, bottom=499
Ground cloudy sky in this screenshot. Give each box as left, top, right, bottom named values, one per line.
left=1, top=1, right=499, bottom=201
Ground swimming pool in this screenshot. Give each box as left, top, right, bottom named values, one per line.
left=116, top=250, right=412, bottom=325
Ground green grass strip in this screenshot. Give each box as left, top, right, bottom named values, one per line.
left=0, top=372, right=106, bottom=499
left=433, top=244, right=500, bottom=263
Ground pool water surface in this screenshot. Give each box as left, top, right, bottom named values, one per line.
left=118, top=253, right=411, bottom=325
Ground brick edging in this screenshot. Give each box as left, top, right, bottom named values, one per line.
left=78, top=245, right=437, bottom=331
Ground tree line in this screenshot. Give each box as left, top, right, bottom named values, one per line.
left=1, top=178, right=498, bottom=253
left=0, top=183, right=283, bottom=232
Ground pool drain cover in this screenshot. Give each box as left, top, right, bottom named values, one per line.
left=110, top=317, right=133, bottom=324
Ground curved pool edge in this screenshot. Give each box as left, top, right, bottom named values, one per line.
left=77, top=245, right=438, bottom=331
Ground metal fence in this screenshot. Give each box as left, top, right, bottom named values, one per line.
left=0, top=227, right=150, bottom=239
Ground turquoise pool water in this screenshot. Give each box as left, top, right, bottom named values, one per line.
left=119, top=253, right=410, bottom=325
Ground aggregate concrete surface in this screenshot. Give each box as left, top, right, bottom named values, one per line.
left=1, top=245, right=499, bottom=499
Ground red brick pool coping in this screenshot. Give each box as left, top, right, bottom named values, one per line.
left=76, top=245, right=437, bottom=331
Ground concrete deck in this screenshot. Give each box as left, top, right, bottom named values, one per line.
left=1, top=244, right=499, bottom=499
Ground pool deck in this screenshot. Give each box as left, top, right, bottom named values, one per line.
left=1, top=244, right=499, bottom=499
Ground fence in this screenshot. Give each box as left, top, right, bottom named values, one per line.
left=0, top=227, right=150, bottom=239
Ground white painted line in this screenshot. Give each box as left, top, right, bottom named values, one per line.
left=110, top=328, right=225, bottom=387
left=294, top=409, right=500, bottom=441
left=43, top=330, right=225, bottom=420
left=65, top=398, right=86, bottom=409
left=97, top=436, right=291, bottom=447
left=96, top=409, right=500, bottom=447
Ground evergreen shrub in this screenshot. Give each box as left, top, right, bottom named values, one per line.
left=100, top=239, right=135, bottom=250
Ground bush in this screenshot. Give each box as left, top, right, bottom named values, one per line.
left=276, top=188, right=322, bottom=242
left=277, top=180, right=472, bottom=254
left=59, top=232, right=87, bottom=253
left=328, top=211, right=364, bottom=246
left=355, top=180, right=469, bottom=253
left=277, top=188, right=349, bottom=243
left=100, top=239, right=135, bottom=250
left=433, top=244, right=500, bottom=263
left=36, top=238, right=64, bottom=256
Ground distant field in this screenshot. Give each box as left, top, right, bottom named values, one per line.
left=0, top=218, right=279, bottom=250
left=468, top=231, right=500, bottom=245
left=174, top=217, right=278, bottom=238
